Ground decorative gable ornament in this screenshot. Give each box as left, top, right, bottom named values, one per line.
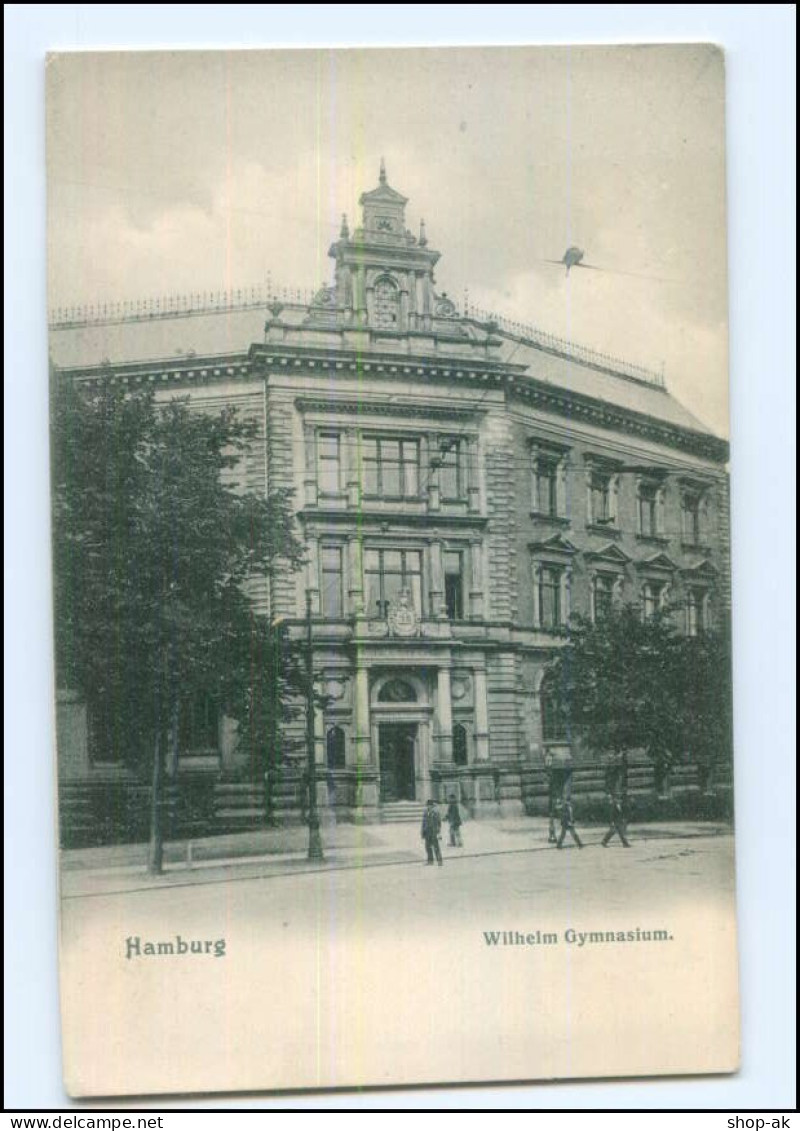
left=585, top=542, right=632, bottom=565
left=528, top=533, right=579, bottom=557
left=681, top=558, right=717, bottom=580
left=640, top=552, right=679, bottom=574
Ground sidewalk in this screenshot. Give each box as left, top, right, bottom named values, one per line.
left=59, top=817, right=732, bottom=899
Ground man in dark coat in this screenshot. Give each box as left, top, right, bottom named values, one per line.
left=421, top=799, right=443, bottom=865
left=556, top=798, right=584, bottom=849
left=445, top=793, right=463, bottom=847
left=601, top=791, right=631, bottom=847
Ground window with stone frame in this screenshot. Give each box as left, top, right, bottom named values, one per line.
left=530, top=443, right=569, bottom=518
left=686, top=586, right=709, bottom=637
left=326, top=725, right=346, bottom=769
left=682, top=489, right=704, bottom=546
left=638, top=481, right=661, bottom=539
left=179, top=692, right=219, bottom=755
left=452, top=723, right=469, bottom=766
left=592, top=573, right=617, bottom=622
left=642, top=579, right=667, bottom=620
left=317, top=432, right=342, bottom=495
left=534, top=454, right=560, bottom=517
left=541, top=670, right=569, bottom=743
left=438, top=439, right=467, bottom=501
left=538, top=565, right=565, bottom=630
left=444, top=549, right=465, bottom=621
left=373, top=276, right=400, bottom=329
left=361, top=436, right=420, bottom=500
left=320, top=544, right=344, bottom=618
left=363, top=547, right=423, bottom=618
left=589, top=468, right=617, bottom=528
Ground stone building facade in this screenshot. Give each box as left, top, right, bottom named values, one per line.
left=50, top=165, right=730, bottom=837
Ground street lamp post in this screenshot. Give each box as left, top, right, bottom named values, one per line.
left=305, top=590, right=324, bottom=861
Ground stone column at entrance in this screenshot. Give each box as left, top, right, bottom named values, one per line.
left=473, top=667, right=490, bottom=760
left=436, top=666, right=454, bottom=763
left=354, top=666, right=370, bottom=766
left=314, top=702, right=325, bottom=766
left=353, top=665, right=378, bottom=818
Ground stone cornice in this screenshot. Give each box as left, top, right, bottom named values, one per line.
left=513, top=377, right=729, bottom=464
left=251, top=342, right=520, bottom=381
left=294, top=396, right=479, bottom=422
left=60, top=354, right=254, bottom=389
left=57, top=338, right=729, bottom=465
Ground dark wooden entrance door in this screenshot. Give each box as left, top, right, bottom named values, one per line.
left=378, top=723, right=417, bottom=802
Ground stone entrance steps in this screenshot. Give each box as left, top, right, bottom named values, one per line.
left=380, top=801, right=427, bottom=824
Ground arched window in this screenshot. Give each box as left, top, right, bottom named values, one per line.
left=540, top=671, right=569, bottom=744
left=453, top=724, right=468, bottom=766
left=373, top=277, right=400, bottom=329
left=377, top=679, right=417, bottom=703
left=326, top=726, right=346, bottom=770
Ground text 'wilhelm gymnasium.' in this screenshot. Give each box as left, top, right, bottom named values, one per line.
left=51, top=163, right=730, bottom=834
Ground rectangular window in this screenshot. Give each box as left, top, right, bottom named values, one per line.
left=686, top=588, right=705, bottom=637
left=318, top=433, right=342, bottom=495
left=535, top=457, right=560, bottom=517
left=593, top=574, right=616, bottom=622
left=444, top=550, right=464, bottom=620
left=541, top=680, right=568, bottom=743
left=362, top=437, right=420, bottom=500
left=363, top=547, right=423, bottom=617
left=320, top=545, right=344, bottom=618
left=639, top=483, right=658, bottom=537
left=179, top=693, right=219, bottom=754
left=439, top=440, right=466, bottom=500
left=642, top=581, right=664, bottom=620
left=539, top=566, right=562, bottom=629
left=590, top=472, right=613, bottom=526
left=682, top=493, right=702, bottom=545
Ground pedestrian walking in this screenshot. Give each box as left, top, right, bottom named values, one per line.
left=421, top=799, right=443, bottom=865
left=556, top=798, right=584, bottom=849
left=445, top=793, right=463, bottom=847
left=601, top=792, right=631, bottom=847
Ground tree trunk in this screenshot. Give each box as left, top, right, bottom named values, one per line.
left=147, top=726, right=165, bottom=875
left=166, top=698, right=179, bottom=778
left=263, top=712, right=277, bottom=826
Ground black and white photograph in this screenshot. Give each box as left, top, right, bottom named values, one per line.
left=45, top=43, right=742, bottom=1099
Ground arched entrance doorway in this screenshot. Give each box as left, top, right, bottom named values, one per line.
left=371, top=673, right=431, bottom=804
left=378, top=723, right=417, bottom=801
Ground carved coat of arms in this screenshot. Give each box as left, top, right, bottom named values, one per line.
left=387, top=588, right=420, bottom=638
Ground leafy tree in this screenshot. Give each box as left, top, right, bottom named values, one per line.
left=50, top=371, right=307, bottom=871
left=553, top=603, right=702, bottom=801
left=677, top=624, right=734, bottom=792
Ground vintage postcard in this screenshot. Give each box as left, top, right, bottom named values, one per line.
left=47, top=45, right=738, bottom=1098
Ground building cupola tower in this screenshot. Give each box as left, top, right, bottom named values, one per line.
left=329, top=160, right=441, bottom=331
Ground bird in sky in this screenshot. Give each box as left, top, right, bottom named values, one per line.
left=547, top=246, right=588, bottom=276
left=544, top=246, right=675, bottom=284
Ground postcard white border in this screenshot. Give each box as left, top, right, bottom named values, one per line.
left=5, top=3, right=796, bottom=1110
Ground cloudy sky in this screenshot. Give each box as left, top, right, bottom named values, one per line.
left=47, top=45, right=729, bottom=436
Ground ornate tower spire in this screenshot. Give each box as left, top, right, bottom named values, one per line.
left=340, top=212, right=350, bottom=239
left=379, top=156, right=387, bottom=185
left=419, top=218, right=427, bottom=247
